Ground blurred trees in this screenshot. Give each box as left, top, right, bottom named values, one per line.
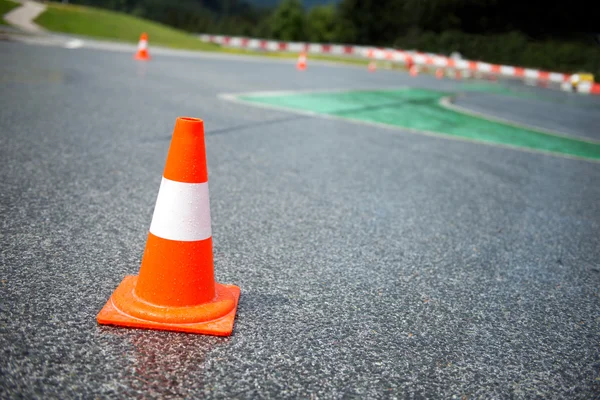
left=306, top=5, right=336, bottom=43
left=270, top=0, right=305, bottom=41
left=65, top=0, right=600, bottom=75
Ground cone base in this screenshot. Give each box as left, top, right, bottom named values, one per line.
left=97, top=276, right=240, bottom=336
left=134, top=53, right=150, bottom=61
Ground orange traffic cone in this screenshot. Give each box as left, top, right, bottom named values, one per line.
left=297, top=51, right=307, bottom=71
left=97, top=117, right=240, bottom=336
left=368, top=60, right=377, bottom=72
left=134, top=32, right=151, bottom=61
left=455, top=70, right=462, bottom=80
left=435, top=68, right=444, bottom=79
left=409, top=65, right=419, bottom=77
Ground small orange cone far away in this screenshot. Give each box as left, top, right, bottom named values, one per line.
left=297, top=51, right=307, bottom=70
left=134, top=32, right=151, bottom=60
left=409, top=65, right=419, bottom=77
left=97, top=117, right=240, bottom=336
left=368, top=60, right=377, bottom=72
left=435, top=68, right=444, bottom=79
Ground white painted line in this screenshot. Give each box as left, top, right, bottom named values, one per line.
left=577, top=82, right=593, bottom=94
left=455, top=60, right=469, bottom=70
left=219, top=89, right=600, bottom=163
left=500, top=66, right=515, bottom=76
left=524, top=69, right=539, bottom=79
left=413, top=54, right=427, bottom=64
left=248, top=39, right=261, bottom=49
left=433, top=57, right=448, bottom=67
left=266, top=41, right=279, bottom=51
left=331, top=45, right=345, bottom=55
left=439, top=96, right=600, bottom=144
left=149, top=177, right=212, bottom=242
left=549, top=73, right=566, bottom=83
left=219, top=86, right=408, bottom=101
left=288, top=42, right=304, bottom=52
left=477, top=62, right=492, bottom=73
left=308, top=44, right=322, bottom=53
left=64, top=39, right=84, bottom=49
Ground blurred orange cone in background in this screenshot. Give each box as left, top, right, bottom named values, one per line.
left=409, top=65, right=419, bottom=77
left=97, top=117, right=240, bottom=336
left=368, top=60, right=377, bottom=72
left=297, top=51, right=307, bottom=70
left=134, top=32, right=151, bottom=60
left=455, top=70, right=462, bottom=80
left=435, top=68, right=444, bottom=79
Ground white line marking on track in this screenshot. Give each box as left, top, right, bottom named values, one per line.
left=64, top=39, right=84, bottom=49
left=219, top=86, right=408, bottom=101
left=439, top=96, right=600, bottom=144
left=219, top=88, right=600, bottom=163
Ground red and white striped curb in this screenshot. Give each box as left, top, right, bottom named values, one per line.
left=199, top=34, right=600, bottom=94
left=199, top=34, right=369, bottom=56
left=573, top=81, right=600, bottom=94
left=367, top=48, right=574, bottom=84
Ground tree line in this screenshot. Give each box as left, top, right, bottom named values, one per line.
left=68, top=0, right=600, bottom=75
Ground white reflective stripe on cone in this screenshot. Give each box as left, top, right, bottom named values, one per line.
left=138, top=40, right=148, bottom=50
left=149, top=177, right=212, bottom=242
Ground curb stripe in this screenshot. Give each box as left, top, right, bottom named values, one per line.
left=199, top=34, right=600, bottom=94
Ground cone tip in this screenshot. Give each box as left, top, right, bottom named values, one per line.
left=178, top=116, right=203, bottom=123
left=164, top=116, right=208, bottom=183
left=175, top=116, right=204, bottom=134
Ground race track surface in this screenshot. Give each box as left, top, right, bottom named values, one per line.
left=1, top=41, right=599, bottom=398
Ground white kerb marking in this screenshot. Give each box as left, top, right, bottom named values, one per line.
left=477, top=62, right=492, bottom=72
left=288, top=42, right=304, bottom=52
left=500, top=66, right=515, bottom=76
left=549, top=73, right=565, bottom=83
left=524, top=69, right=539, bottom=78
left=64, top=39, right=84, bottom=49
left=413, top=54, right=426, bottom=64
left=308, top=43, right=322, bottom=53
left=248, top=39, right=260, bottom=49
left=149, top=177, right=212, bottom=242
left=455, top=60, right=469, bottom=69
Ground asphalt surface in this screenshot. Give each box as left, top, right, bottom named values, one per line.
left=1, top=40, right=599, bottom=399
left=452, top=90, right=600, bottom=141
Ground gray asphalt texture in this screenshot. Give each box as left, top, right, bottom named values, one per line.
left=1, top=41, right=599, bottom=399
left=452, top=89, right=600, bottom=141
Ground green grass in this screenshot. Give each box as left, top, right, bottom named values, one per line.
left=0, top=0, right=19, bottom=26
left=35, top=2, right=219, bottom=51
left=33, top=2, right=373, bottom=66
left=219, top=46, right=372, bottom=66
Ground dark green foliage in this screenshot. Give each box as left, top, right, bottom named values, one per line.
left=270, top=0, right=305, bottom=41
left=306, top=5, right=336, bottom=42
left=394, top=30, right=600, bottom=77
left=61, top=0, right=600, bottom=75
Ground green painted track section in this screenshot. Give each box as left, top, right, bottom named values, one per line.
left=239, top=89, right=600, bottom=161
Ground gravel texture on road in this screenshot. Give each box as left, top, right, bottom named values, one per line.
left=1, top=41, right=599, bottom=399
